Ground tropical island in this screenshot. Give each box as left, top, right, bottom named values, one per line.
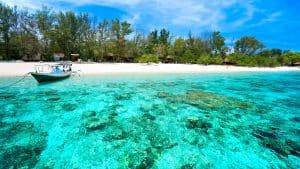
left=0, top=1, right=300, bottom=169
left=1, top=3, right=300, bottom=68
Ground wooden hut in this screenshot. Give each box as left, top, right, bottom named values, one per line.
left=164, top=55, right=175, bottom=63
left=223, top=58, right=234, bottom=65
left=292, top=62, right=300, bottom=66
left=104, top=53, right=114, bottom=62
left=71, top=53, right=80, bottom=61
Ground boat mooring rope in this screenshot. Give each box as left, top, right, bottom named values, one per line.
left=0, top=72, right=31, bottom=89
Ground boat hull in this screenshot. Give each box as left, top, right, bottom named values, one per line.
left=31, top=72, right=71, bottom=82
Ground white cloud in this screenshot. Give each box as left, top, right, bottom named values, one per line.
left=2, top=0, right=279, bottom=36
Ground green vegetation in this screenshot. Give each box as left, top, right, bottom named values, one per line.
left=0, top=3, right=299, bottom=67
left=137, top=54, right=159, bottom=63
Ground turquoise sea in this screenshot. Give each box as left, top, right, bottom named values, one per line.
left=0, top=72, right=299, bottom=169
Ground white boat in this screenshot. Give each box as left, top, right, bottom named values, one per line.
left=30, top=63, right=72, bottom=82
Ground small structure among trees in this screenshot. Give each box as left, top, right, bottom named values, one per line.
left=53, top=53, right=65, bottom=61
left=71, top=54, right=80, bottom=61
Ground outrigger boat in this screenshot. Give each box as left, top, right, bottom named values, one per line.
left=30, top=62, right=73, bottom=82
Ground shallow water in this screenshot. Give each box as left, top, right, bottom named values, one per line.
left=0, top=72, right=299, bottom=169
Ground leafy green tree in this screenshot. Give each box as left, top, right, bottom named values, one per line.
left=15, top=9, right=40, bottom=60
left=36, top=6, right=54, bottom=60
left=0, top=3, right=17, bottom=59
left=234, top=36, right=265, bottom=56
left=97, top=19, right=111, bottom=61
left=158, top=28, right=170, bottom=45
left=210, top=31, right=225, bottom=55
left=172, top=38, right=185, bottom=62
left=137, top=54, right=159, bottom=63
left=271, top=48, right=282, bottom=57
left=126, top=33, right=146, bottom=62
left=180, top=50, right=197, bottom=63
left=111, top=19, right=132, bottom=61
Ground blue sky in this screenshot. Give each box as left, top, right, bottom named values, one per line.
left=3, top=0, right=300, bottom=51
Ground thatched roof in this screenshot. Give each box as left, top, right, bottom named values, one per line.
left=166, top=55, right=174, bottom=59
left=71, top=54, right=80, bottom=57
left=106, top=53, right=114, bottom=57
left=293, top=62, right=300, bottom=65
left=224, top=58, right=230, bottom=63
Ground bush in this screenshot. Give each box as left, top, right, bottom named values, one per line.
left=196, top=54, right=223, bottom=65
left=179, top=50, right=197, bottom=63
left=137, top=54, right=159, bottom=63
left=228, top=53, right=280, bottom=67
left=196, top=54, right=210, bottom=65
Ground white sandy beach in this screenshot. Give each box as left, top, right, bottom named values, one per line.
left=0, top=62, right=299, bottom=77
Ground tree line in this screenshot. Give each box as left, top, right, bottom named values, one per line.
left=0, top=3, right=299, bottom=67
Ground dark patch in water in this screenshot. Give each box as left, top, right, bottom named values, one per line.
left=142, top=113, right=156, bottom=121
left=180, top=163, right=195, bottom=169
left=252, top=128, right=300, bottom=157
left=148, top=133, right=178, bottom=150
left=126, top=147, right=158, bottom=169
left=104, top=128, right=129, bottom=141
left=1, top=145, right=43, bottom=168
left=156, top=92, right=169, bottom=98
left=82, top=110, right=117, bottom=132
left=0, top=93, right=16, bottom=99
left=136, top=156, right=155, bottom=169
left=0, top=121, right=34, bottom=141
left=186, top=116, right=212, bottom=133
left=47, top=97, right=61, bottom=102
left=0, top=121, right=48, bottom=168
left=290, top=117, right=300, bottom=123
left=115, top=93, right=131, bottom=100
left=61, top=103, right=77, bottom=112
left=252, top=129, right=277, bottom=140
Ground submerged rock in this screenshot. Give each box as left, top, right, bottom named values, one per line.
left=167, top=90, right=251, bottom=111
left=252, top=129, right=277, bottom=140
left=136, top=156, right=155, bottom=169
left=157, top=92, right=169, bottom=98
left=82, top=111, right=97, bottom=118
left=47, top=97, right=61, bottom=102
left=104, top=128, right=129, bottom=141
left=126, top=148, right=158, bottom=169
left=252, top=129, right=300, bottom=157
left=0, top=121, right=34, bottom=141
left=180, top=163, right=195, bottom=169
left=61, top=103, right=77, bottom=112
left=149, top=133, right=178, bottom=150
left=286, top=140, right=300, bottom=157
left=0, top=121, right=48, bottom=169
left=115, top=93, right=131, bottom=100
left=290, top=116, right=300, bottom=123
left=186, top=116, right=212, bottom=132
left=1, top=145, right=41, bottom=169
left=142, top=113, right=156, bottom=121
left=0, top=93, right=16, bottom=99
left=85, top=118, right=109, bottom=131
left=82, top=110, right=116, bottom=132
left=263, top=139, right=291, bottom=157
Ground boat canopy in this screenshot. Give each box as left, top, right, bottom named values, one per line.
left=34, top=62, right=72, bottom=73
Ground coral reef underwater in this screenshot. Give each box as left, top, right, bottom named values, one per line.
left=0, top=72, right=299, bottom=168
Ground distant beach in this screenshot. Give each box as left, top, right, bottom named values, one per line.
left=0, top=62, right=299, bottom=77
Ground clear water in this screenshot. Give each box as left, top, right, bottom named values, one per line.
left=0, top=72, right=299, bottom=169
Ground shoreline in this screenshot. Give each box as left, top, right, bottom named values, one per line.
left=0, top=62, right=299, bottom=77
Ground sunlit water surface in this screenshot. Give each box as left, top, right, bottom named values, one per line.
left=0, top=72, right=299, bottom=169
